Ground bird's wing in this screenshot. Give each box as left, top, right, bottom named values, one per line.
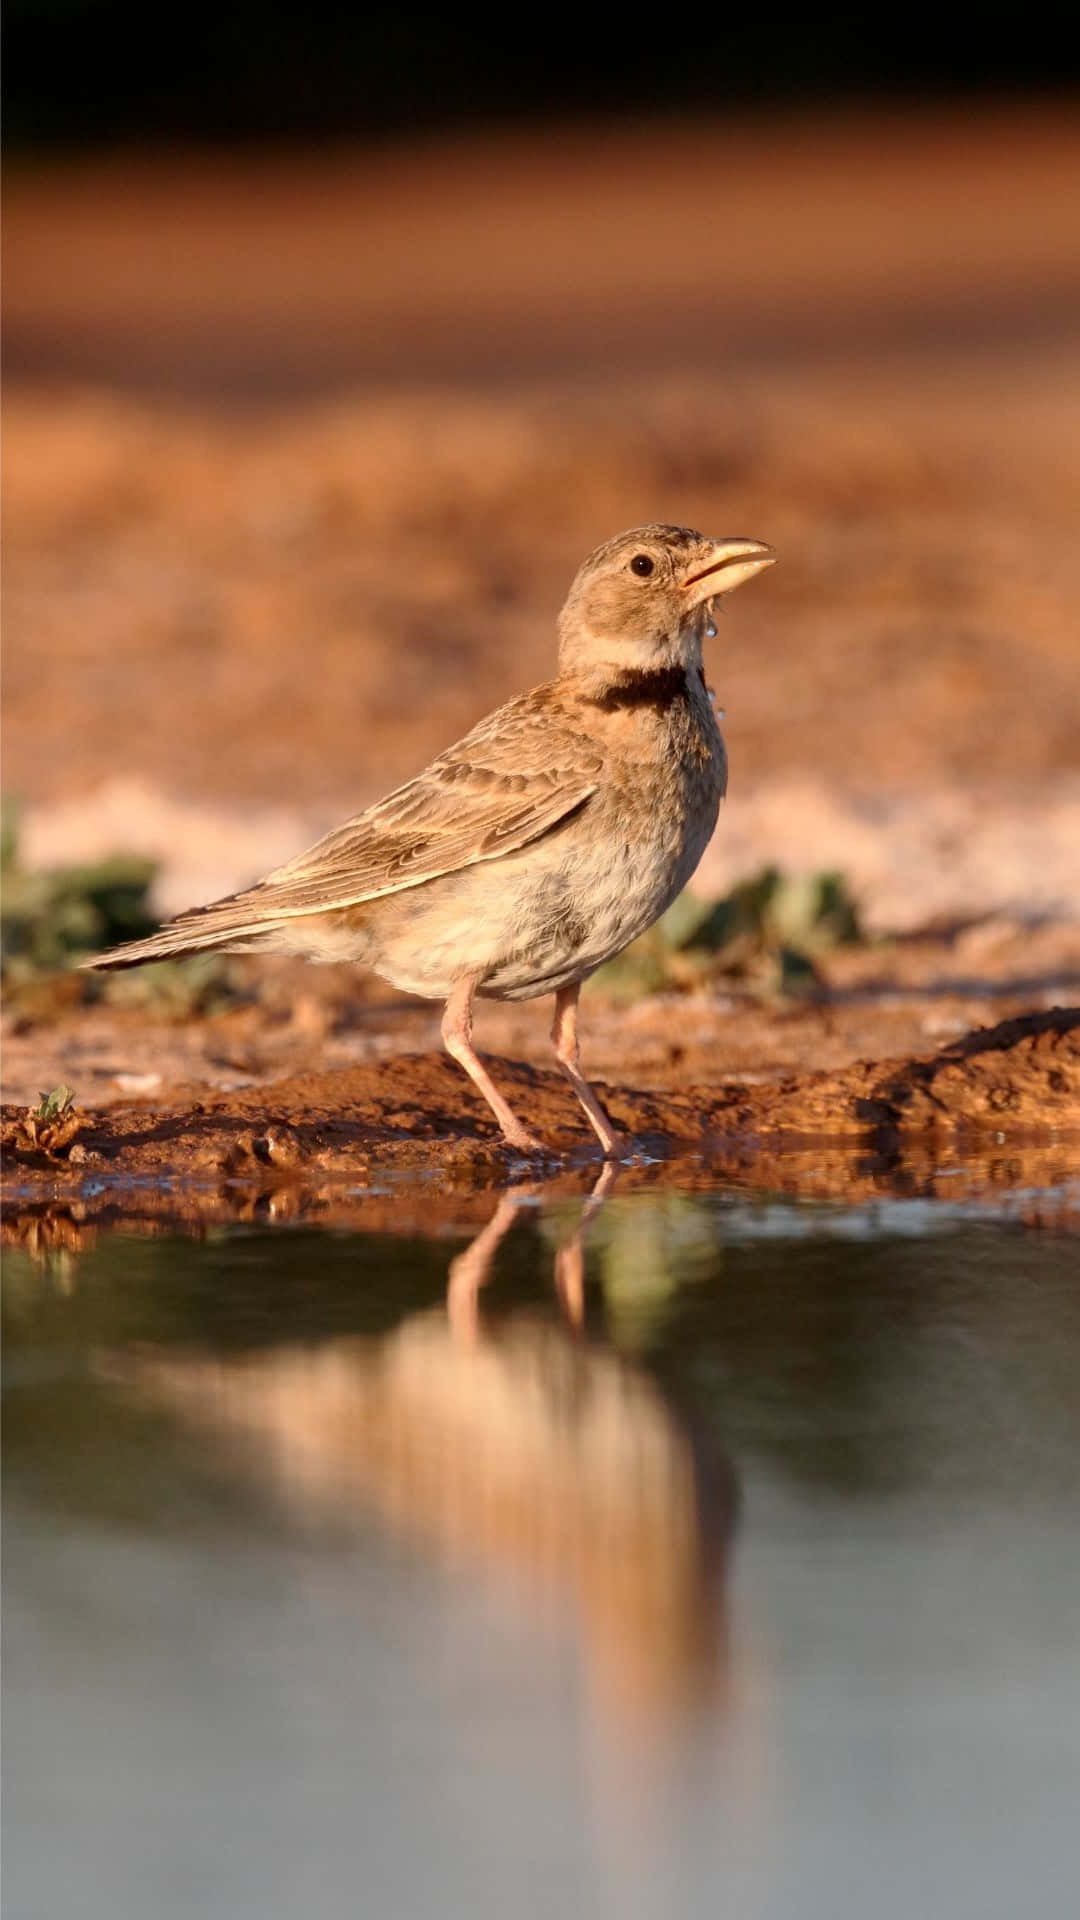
left=238, top=689, right=602, bottom=919
left=86, top=689, right=602, bottom=964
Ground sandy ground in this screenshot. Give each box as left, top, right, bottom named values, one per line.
left=4, top=110, right=1080, bottom=1208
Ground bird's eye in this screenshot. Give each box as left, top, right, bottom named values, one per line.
left=630, top=554, right=654, bottom=577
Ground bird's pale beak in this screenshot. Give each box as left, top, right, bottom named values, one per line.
left=681, top=538, right=776, bottom=604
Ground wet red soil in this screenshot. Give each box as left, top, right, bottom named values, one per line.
left=3, top=1007, right=1077, bottom=1228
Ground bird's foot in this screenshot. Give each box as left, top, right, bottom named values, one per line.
left=599, top=1130, right=634, bottom=1161
left=500, top=1121, right=545, bottom=1154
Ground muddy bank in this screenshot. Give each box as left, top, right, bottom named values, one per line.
left=4, top=1009, right=1077, bottom=1225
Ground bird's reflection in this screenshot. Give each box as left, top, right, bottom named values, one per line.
left=109, top=1171, right=737, bottom=1724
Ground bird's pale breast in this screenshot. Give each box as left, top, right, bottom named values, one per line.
left=363, top=674, right=726, bottom=1002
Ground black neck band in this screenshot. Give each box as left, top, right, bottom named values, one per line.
left=587, top=665, right=694, bottom=712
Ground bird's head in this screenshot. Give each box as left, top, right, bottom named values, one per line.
left=557, top=524, right=774, bottom=682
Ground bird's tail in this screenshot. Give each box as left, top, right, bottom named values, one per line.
left=82, top=890, right=285, bottom=971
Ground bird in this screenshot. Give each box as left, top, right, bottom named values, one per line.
left=86, top=525, right=775, bottom=1155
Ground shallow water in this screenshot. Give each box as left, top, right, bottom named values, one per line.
left=5, top=1179, right=1080, bottom=1919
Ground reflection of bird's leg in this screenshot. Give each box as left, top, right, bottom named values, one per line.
left=446, top=1188, right=538, bottom=1340
left=554, top=1161, right=619, bottom=1331
left=442, top=974, right=542, bottom=1152
left=551, top=983, right=625, bottom=1157
left=446, top=1162, right=618, bottom=1341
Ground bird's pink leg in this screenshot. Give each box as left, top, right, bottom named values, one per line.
left=442, top=975, right=542, bottom=1152
left=551, top=983, right=625, bottom=1157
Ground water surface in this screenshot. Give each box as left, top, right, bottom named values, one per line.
left=5, top=1179, right=1079, bottom=1918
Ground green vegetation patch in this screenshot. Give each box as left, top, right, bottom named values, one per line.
left=593, top=865, right=863, bottom=1000
left=1, top=801, right=238, bottom=1015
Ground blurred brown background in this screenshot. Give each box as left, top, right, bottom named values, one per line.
left=5, top=26, right=1080, bottom=931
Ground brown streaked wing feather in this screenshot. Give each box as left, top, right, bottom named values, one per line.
left=238, top=690, right=603, bottom=919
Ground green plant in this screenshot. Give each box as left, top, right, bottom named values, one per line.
left=4, top=1083, right=83, bottom=1158
left=1, top=800, right=158, bottom=977
left=0, top=800, right=239, bottom=1014
left=593, top=865, right=863, bottom=1000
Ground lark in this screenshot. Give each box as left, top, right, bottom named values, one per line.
left=88, top=526, right=774, bottom=1154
